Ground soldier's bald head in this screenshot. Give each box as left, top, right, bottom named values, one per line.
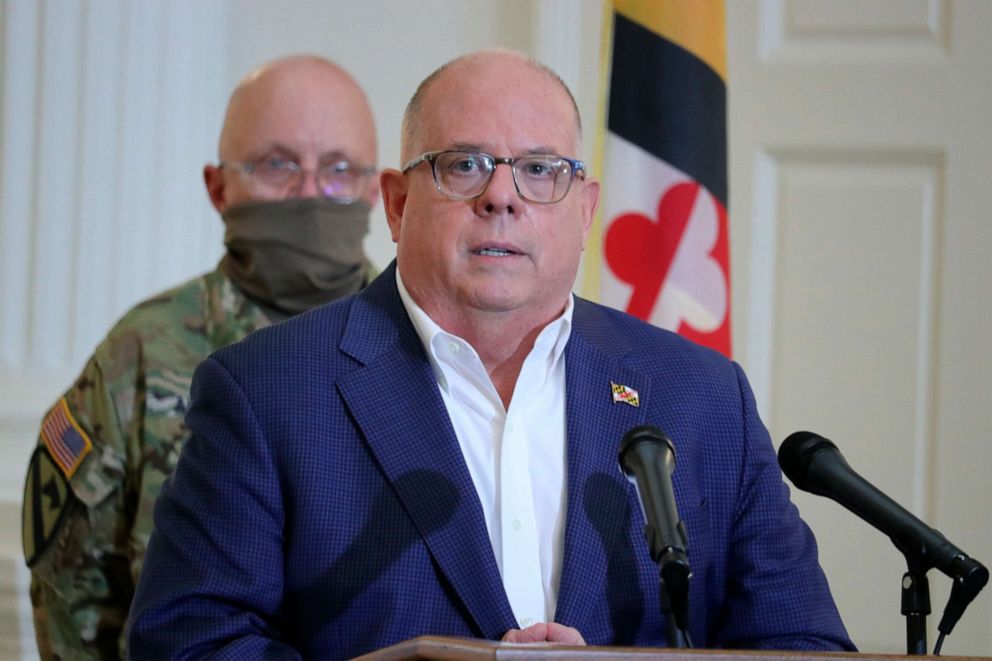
left=205, top=54, right=378, bottom=211
left=219, top=55, right=376, bottom=164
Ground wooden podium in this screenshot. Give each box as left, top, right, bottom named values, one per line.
left=350, top=636, right=990, bottom=660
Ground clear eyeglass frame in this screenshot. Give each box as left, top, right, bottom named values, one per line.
left=220, top=157, right=376, bottom=202
left=401, top=150, right=586, bottom=205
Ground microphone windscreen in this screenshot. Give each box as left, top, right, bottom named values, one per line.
left=778, top=431, right=838, bottom=490
left=619, top=425, right=674, bottom=477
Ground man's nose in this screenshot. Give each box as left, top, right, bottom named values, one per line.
left=474, top=163, right=518, bottom=216
left=293, top=169, right=322, bottom=198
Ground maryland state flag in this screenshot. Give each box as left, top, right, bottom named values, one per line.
left=597, top=0, right=731, bottom=357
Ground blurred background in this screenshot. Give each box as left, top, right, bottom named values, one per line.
left=1, top=0, right=989, bottom=657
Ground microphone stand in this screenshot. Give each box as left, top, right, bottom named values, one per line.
left=656, top=547, right=692, bottom=648
left=894, top=536, right=988, bottom=655
left=900, top=563, right=930, bottom=655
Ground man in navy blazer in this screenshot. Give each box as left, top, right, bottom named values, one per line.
left=128, top=50, right=854, bottom=659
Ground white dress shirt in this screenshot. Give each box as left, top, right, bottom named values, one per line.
left=396, top=270, right=570, bottom=626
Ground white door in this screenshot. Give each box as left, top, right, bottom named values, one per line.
left=727, top=0, right=991, bottom=654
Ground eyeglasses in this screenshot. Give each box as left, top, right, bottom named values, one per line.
left=402, top=150, right=586, bottom=205
left=220, top=156, right=376, bottom=203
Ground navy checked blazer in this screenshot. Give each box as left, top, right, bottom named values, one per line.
left=127, top=262, right=854, bottom=659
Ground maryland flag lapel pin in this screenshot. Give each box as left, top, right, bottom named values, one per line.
left=611, top=382, right=640, bottom=407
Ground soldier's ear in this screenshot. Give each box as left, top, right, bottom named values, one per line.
left=204, top=165, right=227, bottom=214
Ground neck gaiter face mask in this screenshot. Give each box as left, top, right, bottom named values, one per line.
left=220, top=197, right=371, bottom=317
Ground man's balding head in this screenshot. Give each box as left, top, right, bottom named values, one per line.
left=399, top=49, right=582, bottom=163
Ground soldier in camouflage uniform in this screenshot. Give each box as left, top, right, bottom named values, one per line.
left=21, top=54, right=380, bottom=660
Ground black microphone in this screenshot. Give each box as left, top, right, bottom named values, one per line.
left=778, top=431, right=988, bottom=636
left=619, top=425, right=691, bottom=643
left=618, top=425, right=688, bottom=565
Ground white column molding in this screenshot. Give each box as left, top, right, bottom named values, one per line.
left=0, top=2, right=226, bottom=653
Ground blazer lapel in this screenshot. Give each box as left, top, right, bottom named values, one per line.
left=554, top=306, right=651, bottom=632
left=336, top=273, right=516, bottom=639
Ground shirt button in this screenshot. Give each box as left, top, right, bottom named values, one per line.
left=506, top=422, right=514, bottom=434
left=512, top=518, right=523, bottom=531
left=520, top=616, right=535, bottom=627
left=448, top=341, right=459, bottom=353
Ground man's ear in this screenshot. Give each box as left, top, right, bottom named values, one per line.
left=578, top=177, right=601, bottom=247
left=204, top=164, right=227, bottom=214
left=379, top=168, right=408, bottom=243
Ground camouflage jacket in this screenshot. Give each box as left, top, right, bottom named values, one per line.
left=22, top=268, right=274, bottom=660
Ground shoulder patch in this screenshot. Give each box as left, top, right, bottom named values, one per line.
left=40, top=398, right=93, bottom=478
left=22, top=446, right=77, bottom=566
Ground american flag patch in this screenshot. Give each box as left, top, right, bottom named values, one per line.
left=611, top=382, right=639, bottom=407
left=40, top=399, right=92, bottom=478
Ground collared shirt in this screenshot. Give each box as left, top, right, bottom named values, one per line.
left=396, top=270, right=571, bottom=627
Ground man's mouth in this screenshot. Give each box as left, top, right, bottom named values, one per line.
left=475, top=248, right=516, bottom=257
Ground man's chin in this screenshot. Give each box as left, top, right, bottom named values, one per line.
left=467, top=292, right=524, bottom=314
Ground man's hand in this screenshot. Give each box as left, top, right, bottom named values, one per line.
left=501, top=622, right=586, bottom=645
